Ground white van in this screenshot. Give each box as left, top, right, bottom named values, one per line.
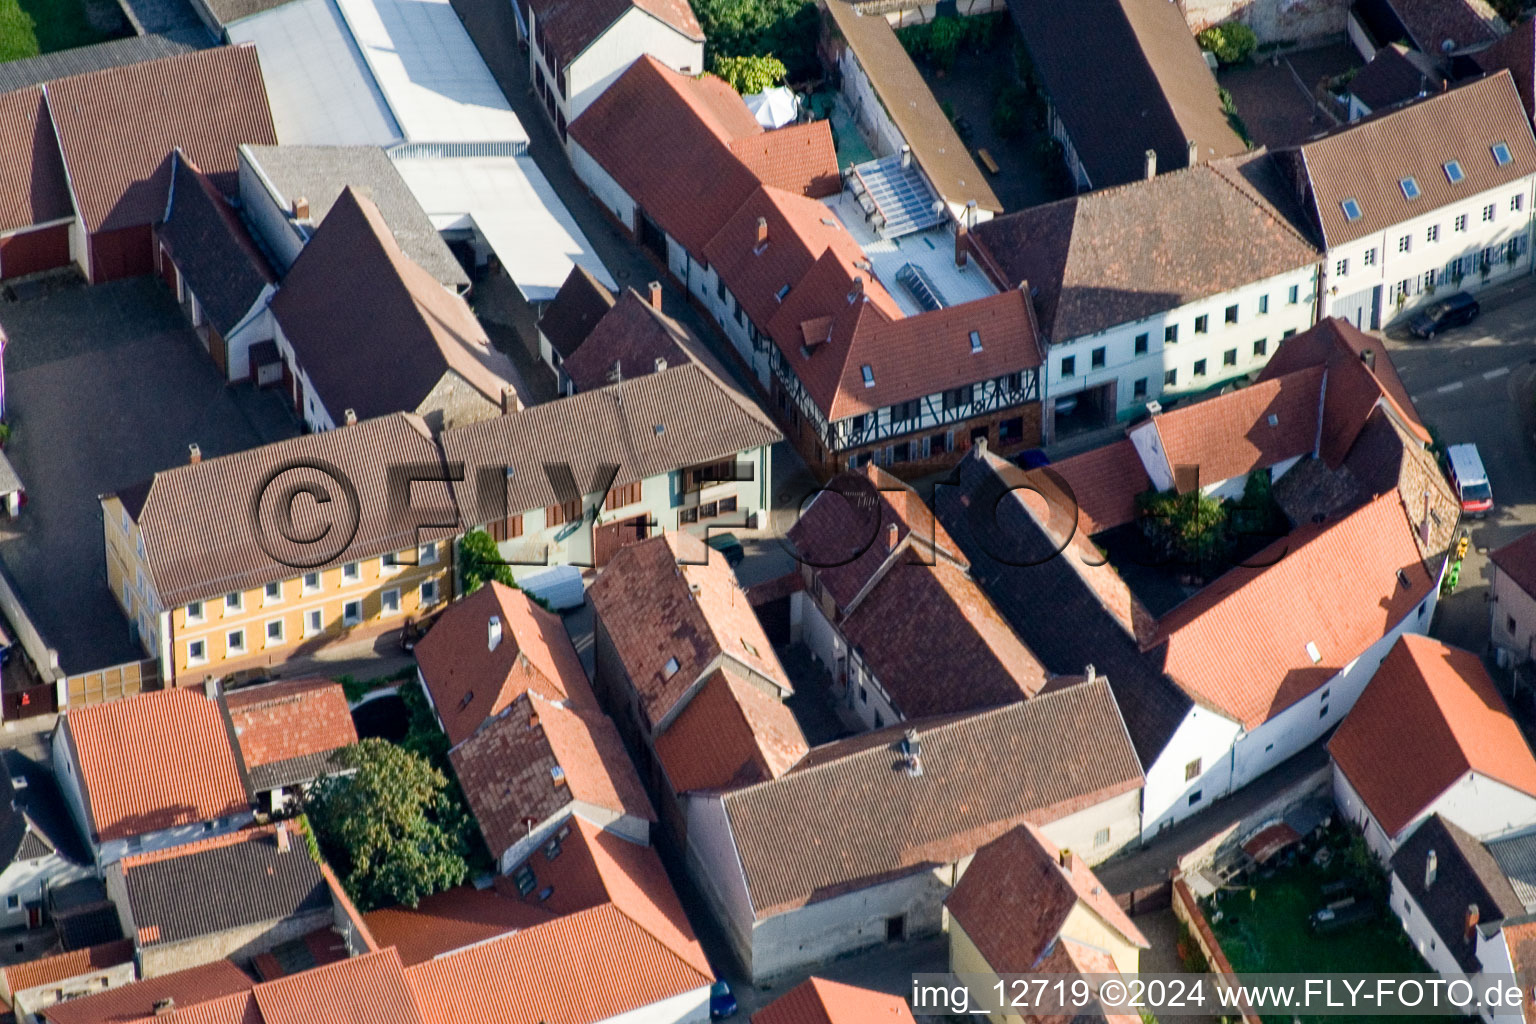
left=1446, top=443, right=1492, bottom=517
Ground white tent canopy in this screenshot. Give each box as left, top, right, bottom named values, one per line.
left=745, top=87, right=797, bottom=129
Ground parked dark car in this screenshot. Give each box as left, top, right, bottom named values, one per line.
left=710, top=981, right=738, bottom=1019
left=707, top=533, right=745, bottom=568
left=1408, top=292, right=1479, bottom=338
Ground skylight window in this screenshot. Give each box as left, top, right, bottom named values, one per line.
left=774, top=283, right=791, bottom=302
left=1400, top=177, right=1421, bottom=200
left=1444, top=160, right=1465, bottom=184
left=1340, top=198, right=1362, bottom=221
left=861, top=364, right=875, bottom=388
left=1305, top=641, right=1322, bottom=665
left=969, top=331, right=982, bottom=353
left=663, top=656, right=680, bottom=678
left=1494, top=142, right=1514, bottom=166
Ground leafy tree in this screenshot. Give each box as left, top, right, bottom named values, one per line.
left=712, top=53, right=787, bottom=93
left=693, top=0, right=819, bottom=81
left=458, top=527, right=514, bottom=594
left=1196, top=22, right=1257, bottom=65
left=1136, top=487, right=1232, bottom=573
left=305, top=739, right=470, bottom=910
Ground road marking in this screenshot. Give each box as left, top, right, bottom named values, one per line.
left=1484, top=366, right=1511, bottom=380
left=1437, top=381, right=1464, bottom=393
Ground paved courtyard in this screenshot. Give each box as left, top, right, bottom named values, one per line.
left=0, top=276, right=298, bottom=674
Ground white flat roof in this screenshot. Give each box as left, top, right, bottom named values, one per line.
left=228, top=0, right=401, bottom=147
left=821, top=191, right=997, bottom=317
left=393, top=155, right=616, bottom=302
left=333, top=0, right=528, bottom=144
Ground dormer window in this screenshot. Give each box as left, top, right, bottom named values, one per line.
left=1340, top=198, right=1362, bottom=221
left=1444, top=161, right=1465, bottom=184
left=1494, top=142, right=1514, bottom=166
left=861, top=365, right=875, bottom=388
left=969, top=331, right=982, bottom=353
left=1400, top=177, right=1420, bottom=200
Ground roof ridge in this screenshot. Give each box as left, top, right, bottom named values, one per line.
left=1206, top=155, right=1321, bottom=254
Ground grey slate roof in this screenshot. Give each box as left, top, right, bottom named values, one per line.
left=241, top=144, right=469, bottom=290
left=0, top=35, right=196, bottom=95
left=158, top=151, right=276, bottom=335
left=122, top=829, right=329, bottom=946
left=1392, top=814, right=1524, bottom=972
left=246, top=749, right=349, bottom=792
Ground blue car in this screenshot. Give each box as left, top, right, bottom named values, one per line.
left=710, top=981, right=738, bottom=1019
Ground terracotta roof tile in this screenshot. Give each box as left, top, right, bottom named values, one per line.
left=727, top=121, right=840, bottom=200
left=251, top=948, right=424, bottom=1024
left=416, top=582, right=596, bottom=747
left=1493, top=528, right=1536, bottom=599
left=450, top=691, right=654, bottom=857
left=539, top=265, right=615, bottom=359
left=1153, top=489, right=1437, bottom=730
left=527, top=0, right=700, bottom=68
left=973, top=164, right=1319, bottom=342
left=721, top=683, right=1143, bottom=917
left=364, top=885, right=554, bottom=966
left=1478, top=20, right=1536, bottom=119
left=45, top=46, right=277, bottom=234
left=1, top=940, right=134, bottom=996
left=63, top=689, right=248, bottom=843
left=42, top=960, right=255, bottom=1024
left=1048, top=440, right=1151, bottom=534
left=1330, top=634, right=1536, bottom=839
left=224, top=677, right=357, bottom=773
left=589, top=533, right=788, bottom=731
left=1504, top=919, right=1536, bottom=1023
left=752, top=978, right=917, bottom=1024
left=653, top=669, right=807, bottom=793
left=1030, top=939, right=1140, bottom=1024
left=1386, top=0, right=1504, bottom=53
left=268, top=188, right=516, bottom=427
left=945, top=823, right=1145, bottom=975
left=0, top=86, right=71, bottom=235
left=1294, top=73, right=1536, bottom=248
left=562, top=288, right=694, bottom=393
left=118, top=412, right=454, bottom=610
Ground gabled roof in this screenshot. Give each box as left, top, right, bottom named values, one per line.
left=652, top=669, right=808, bottom=793
left=45, top=46, right=277, bottom=234
left=439, top=362, right=781, bottom=521
left=42, top=959, right=256, bottom=1024
left=157, top=151, right=276, bottom=336
left=222, top=677, right=358, bottom=790
left=1492, top=527, right=1536, bottom=600
left=252, top=948, right=425, bottom=1024
left=400, top=819, right=712, bottom=1023
left=1384, top=0, right=1504, bottom=55
left=118, top=825, right=329, bottom=948
left=63, top=689, right=249, bottom=844
left=971, top=163, right=1319, bottom=343
left=1153, top=488, right=1436, bottom=730
left=1, top=940, right=135, bottom=998
left=1330, top=634, right=1536, bottom=839
left=562, top=288, right=695, bottom=393
left=1002, top=0, right=1244, bottom=189
left=239, top=145, right=468, bottom=290
left=450, top=691, right=654, bottom=857
left=416, top=581, right=596, bottom=747
left=0, top=86, right=72, bottom=235
left=727, top=121, right=840, bottom=200
left=752, top=978, right=917, bottom=1024
left=945, top=823, right=1146, bottom=974
left=1292, top=72, right=1536, bottom=248
left=1046, top=440, right=1151, bottom=535
left=538, top=265, right=615, bottom=359
left=821, top=0, right=1001, bottom=211
left=588, top=533, right=789, bottom=730
left=112, top=411, right=454, bottom=610
left=1477, top=19, right=1536, bottom=120
left=719, top=683, right=1143, bottom=917
left=268, top=187, right=514, bottom=425
left=1390, top=814, right=1523, bottom=973
left=527, top=0, right=701, bottom=70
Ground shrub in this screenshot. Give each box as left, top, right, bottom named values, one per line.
left=1136, top=486, right=1232, bottom=573
left=711, top=53, right=787, bottom=93
left=1196, top=21, right=1258, bottom=65
left=694, top=0, right=819, bottom=81
left=991, top=81, right=1030, bottom=140
left=458, top=527, right=514, bottom=595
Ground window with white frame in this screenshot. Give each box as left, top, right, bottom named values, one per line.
left=1334, top=259, right=1348, bottom=277
left=304, top=609, right=323, bottom=637
left=342, top=562, right=360, bottom=583
left=225, top=592, right=242, bottom=612
left=1398, top=235, right=1411, bottom=253
left=1514, top=194, right=1525, bottom=213
left=1484, top=204, right=1497, bottom=223
left=1455, top=213, right=1468, bottom=232
left=343, top=600, right=362, bottom=626
left=381, top=552, right=402, bottom=573
left=186, top=600, right=204, bottom=623
left=265, top=619, right=285, bottom=646
left=227, top=629, right=246, bottom=654
left=264, top=581, right=282, bottom=604
left=302, top=572, right=321, bottom=594
left=1362, top=248, right=1376, bottom=266
left=421, top=579, right=441, bottom=606
left=188, top=639, right=207, bottom=665
left=1426, top=224, right=1439, bottom=243
left=419, top=542, right=439, bottom=565
left=381, top=589, right=401, bottom=615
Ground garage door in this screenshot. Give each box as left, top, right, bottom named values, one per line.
left=0, top=224, right=70, bottom=280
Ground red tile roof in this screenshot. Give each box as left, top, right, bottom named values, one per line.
left=1329, top=633, right=1536, bottom=839
left=0, top=86, right=71, bottom=235
left=450, top=691, right=654, bottom=858
left=63, top=689, right=248, bottom=843
left=1503, top=919, right=1536, bottom=1024
left=364, top=885, right=553, bottom=967
left=416, top=581, right=596, bottom=746
left=252, top=948, right=424, bottom=1024
left=653, top=669, right=807, bottom=793
left=223, top=677, right=357, bottom=770
left=1031, top=939, right=1140, bottom=1024
left=1387, top=0, right=1504, bottom=54
left=1152, top=489, right=1437, bottom=730
left=2, top=940, right=134, bottom=996
left=1048, top=440, right=1151, bottom=535
left=945, top=823, right=1145, bottom=975
left=42, top=960, right=255, bottom=1024
left=1477, top=19, right=1536, bottom=121
left=752, top=978, right=917, bottom=1024
left=589, top=533, right=788, bottom=732
left=526, top=0, right=701, bottom=68
left=727, top=122, right=840, bottom=200
left=45, top=46, right=277, bottom=234
left=1493, top=528, right=1536, bottom=599
left=561, top=287, right=694, bottom=393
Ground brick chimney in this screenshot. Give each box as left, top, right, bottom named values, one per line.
left=1466, top=903, right=1480, bottom=942
left=955, top=221, right=969, bottom=268
left=343, top=408, right=357, bottom=426
left=647, top=281, right=662, bottom=311
left=501, top=385, right=518, bottom=414
left=1059, top=849, right=1076, bottom=872
left=188, top=443, right=201, bottom=464
left=292, top=196, right=310, bottom=220
left=276, top=822, right=290, bottom=853
left=755, top=216, right=768, bottom=246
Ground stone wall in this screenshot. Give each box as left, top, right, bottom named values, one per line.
left=1179, top=0, right=1351, bottom=46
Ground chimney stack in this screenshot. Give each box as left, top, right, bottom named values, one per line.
left=887, top=522, right=899, bottom=552
left=1144, top=148, right=1157, bottom=180
left=647, top=281, right=662, bottom=311
left=654, top=357, right=667, bottom=373
left=1361, top=347, right=1376, bottom=370
left=755, top=216, right=768, bottom=246
left=188, top=443, right=201, bottom=464
left=153, top=999, right=175, bottom=1016
left=1086, top=664, right=1096, bottom=683
left=899, top=144, right=912, bottom=169
left=1187, top=139, right=1198, bottom=167
left=292, top=196, right=310, bottom=220
left=1060, top=849, right=1076, bottom=871
left=1466, top=903, right=1481, bottom=942
left=276, top=822, right=290, bottom=853
left=847, top=276, right=864, bottom=305
left=1426, top=849, right=1438, bottom=889
left=501, top=385, right=518, bottom=414
left=955, top=221, right=969, bottom=268
left=488, top=615, right=502, bottom=651
left=343, top=408, right=357, bottom=426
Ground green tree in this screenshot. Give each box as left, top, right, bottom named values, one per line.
left=458, top=527, right=514, bottom=595
left=711, top=53, right=787, bottom=93
left=926, top=16, right=965, bottom=72
left=1196, top=21, right=1257, bottom=65
left=693, top=0, right=819, bottom=81
left=305, top=739, right=470, bottom=910
left=1136, top=487, right=1232, bottom=573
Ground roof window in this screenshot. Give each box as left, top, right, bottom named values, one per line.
left=774, top=283, right=791, bottom=302
left=1304, top=641, right=1322, bottom=664
left=1340, top=198, right=1362, bottom=221
left=1494, top=142, right=1514, bottom=166
left=969, top=330, right=982, bottom=353
left=663, top=656, right=680, bottom=678
left=1444, top=161, right=1465, bottom=184
left=861, top=365, right=875, bottom=388
left=1400, top=177, right=1420, bottom=200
